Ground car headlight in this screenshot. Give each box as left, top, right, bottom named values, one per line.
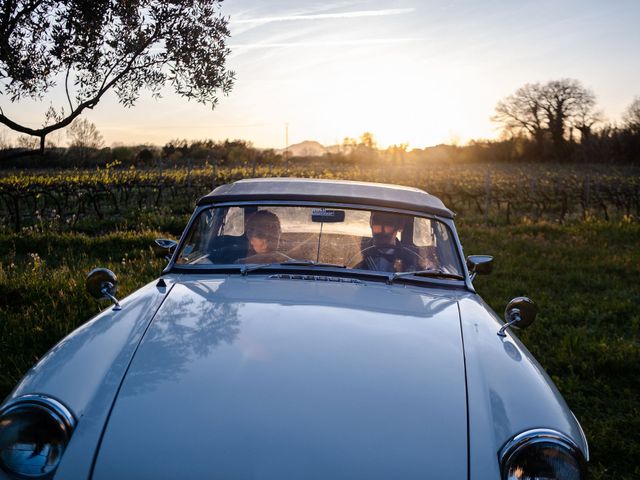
left=500, top=429, right=587, bottom=480
left=0, top=395, right=75, bottom=478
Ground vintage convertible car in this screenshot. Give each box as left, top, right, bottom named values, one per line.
left=0, top=178, right=588, bottom=479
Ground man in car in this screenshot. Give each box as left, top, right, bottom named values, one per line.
left=356, top=211, right=423, bottom=272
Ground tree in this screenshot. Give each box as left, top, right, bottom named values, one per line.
left=0, top=128, right=12, bottom=149
left=341, top=137, right=357, bottom=155
left=162, top=139, right=188, bottom=160
left=623, top=97, right=640, bottom=132
left=66, top=117, right=103, bottom=162
left=493, top=79, right=597, bottom=159
left=16, top=135, right=39, bottom=149
left=542, top=80, right=596, bottom=153
left=386, top=143, right=408, bottom=164
left=359, top=132, right=377, bottom=150
left=355, top=131, right=378, bottom=162
left=573, top=100, right=603, bottom=142
left=0, top=0, right=234, bottom=155
left=493, top=83, right=548, bottom=151
left=67, top=118, right=103, bottom=149
left=137, top=148, right=155, bottom=164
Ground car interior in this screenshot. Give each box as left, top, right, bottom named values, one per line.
left=179, top=205, right=459, bottom=274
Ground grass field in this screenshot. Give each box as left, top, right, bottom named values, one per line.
left=460, top=220, right=640, bottom=479
left=0, top=187, right=639, bottom=478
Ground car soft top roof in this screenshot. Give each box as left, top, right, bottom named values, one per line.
left=197, top=178, right=454, bottom=218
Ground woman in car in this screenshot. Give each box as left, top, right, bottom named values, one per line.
left=239, top=210, right=291, bottom=264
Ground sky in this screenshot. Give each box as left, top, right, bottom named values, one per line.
left=3, top=0, right=640, bottom=149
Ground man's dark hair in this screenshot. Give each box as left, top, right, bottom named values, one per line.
left=370, top=211, right=404, bottom=228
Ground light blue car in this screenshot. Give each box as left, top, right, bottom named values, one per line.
left=0, top=178, right=588, bottom=479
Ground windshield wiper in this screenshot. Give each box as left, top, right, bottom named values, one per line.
left=390, top=268, right=465, bottom=283
left=241, top=259, right=346, bottom=276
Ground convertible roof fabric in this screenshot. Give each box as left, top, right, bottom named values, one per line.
left=197, top=178, right=454, bottom=218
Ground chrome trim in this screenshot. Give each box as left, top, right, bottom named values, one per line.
left=499, top=428, right=588, bottom=477
left=570, top=410, right=590, bottom=461
left=101, top=282, right=122, bottom=311
left=497, top=314, right=520, bottom=337
left=0, top=394, right=76, bottom=434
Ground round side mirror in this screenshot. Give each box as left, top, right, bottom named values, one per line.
left=504, top=297, right=538, bottom=329
left=86, top=268, right=117, bottom=299
left=86, top=268, right=121, bottom=310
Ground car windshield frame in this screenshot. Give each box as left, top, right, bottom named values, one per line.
left=165, top=200, right=469, bottom=288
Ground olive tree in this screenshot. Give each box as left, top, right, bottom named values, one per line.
left=0, top=0, right=235, bottom=155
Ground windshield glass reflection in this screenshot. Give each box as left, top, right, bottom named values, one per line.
left=175, top=205, right=463, bottom=277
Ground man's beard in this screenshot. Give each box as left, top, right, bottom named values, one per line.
left=372, top=232, right=396, bottom=247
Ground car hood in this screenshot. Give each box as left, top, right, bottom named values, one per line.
left=92, top=275, right=467, bottom=479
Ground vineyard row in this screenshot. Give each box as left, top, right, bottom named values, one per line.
left=1, top=165, right=639, bottom=231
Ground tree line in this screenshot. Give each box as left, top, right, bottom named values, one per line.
left=0, top=2, right=638, bottom=165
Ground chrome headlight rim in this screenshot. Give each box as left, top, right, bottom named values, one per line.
left=0, top=395, right=76, bottom=433
left=0, top=394, right=76, bottom=478
left=499, top=428, right=588, bottom=479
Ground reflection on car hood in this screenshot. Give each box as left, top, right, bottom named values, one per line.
left=92, top=276, right=467, bottom=479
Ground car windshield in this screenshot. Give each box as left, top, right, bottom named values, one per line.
left=175, top=205, right=464, bottom=278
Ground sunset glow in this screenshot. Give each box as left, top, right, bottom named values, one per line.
left=3, top=0, right=639, bottom=149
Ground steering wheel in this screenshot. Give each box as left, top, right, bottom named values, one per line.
left=238, top=250, right=293, bottom=264
left=345, top=244, right=426, bottom=270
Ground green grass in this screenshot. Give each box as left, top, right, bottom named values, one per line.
left=461, top=221, right=640, bottom=479
left=0, top=231, right=167, bottom=391
left=0, top=221, right=638, bottom=478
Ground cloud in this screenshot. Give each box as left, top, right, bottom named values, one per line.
left=232, top=8, right=415, bottom=25
left=230, top=37, right=417, bottom=50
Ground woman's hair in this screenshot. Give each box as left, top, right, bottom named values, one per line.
left=245, top=210, right=281, bottom=251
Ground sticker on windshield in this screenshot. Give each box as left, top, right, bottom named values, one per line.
left=311, top=209, right=346, bottom=223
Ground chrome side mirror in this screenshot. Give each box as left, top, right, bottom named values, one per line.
left=498, top=297, right=537, bottom=337
left=86, top=268, right=121, bottom=311
left=154, top=238, right=178, bottom=260
left=467, top=255, right=493, bottom=281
